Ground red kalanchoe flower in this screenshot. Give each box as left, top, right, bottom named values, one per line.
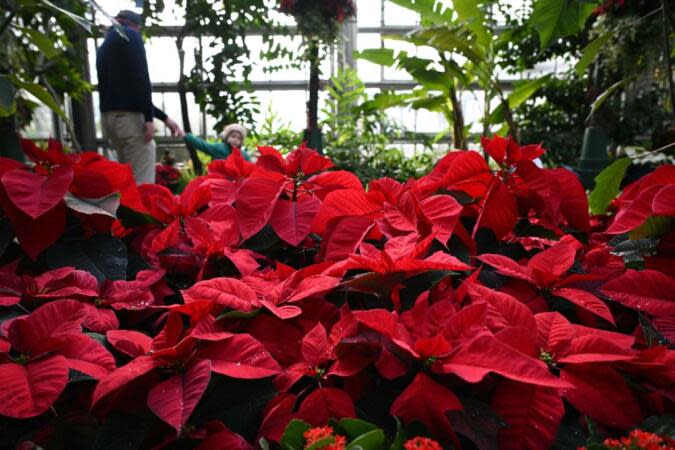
left=404, top=437, right=443, bottom=450
left=303, top=426, right=347, bottom=450
left=579, top=429, right=675, bottom=450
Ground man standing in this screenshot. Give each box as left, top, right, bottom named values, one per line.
left=97, top=10, right=183, bottom=184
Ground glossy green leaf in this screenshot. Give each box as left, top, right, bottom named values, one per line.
left=336, top=418, right=379, bottom=440
left=489, top=75, right=551, bottom=124
left=346, top=429, right=386, bottom=450
left=388, top=0, right=454, bottom=25
left=280, top=419, right=311, bottom=450
left=576, top=30, right=614, bottom=76
left=531, top=0, right=596, bottom=49
left=10, top=76, right=67, bottom=119
left=453, top=0, right=489, bottom=46
left=355, top=49, right=398, bottom=67
left=586, top=77, right=631, bottom=122
left=588, top=158, right=631, bottom=214
left=21, top=28, right=60, bottom=59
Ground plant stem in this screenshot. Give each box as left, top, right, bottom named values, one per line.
left=661, top=0, right=675, bottom=117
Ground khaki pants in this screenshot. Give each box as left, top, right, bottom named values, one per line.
left=102, top=112, right=156, bottom=184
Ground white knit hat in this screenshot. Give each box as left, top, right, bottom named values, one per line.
left=222, top=123, right=248, bottom=140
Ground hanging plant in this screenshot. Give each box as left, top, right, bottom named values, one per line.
left=280, top=0, right=356, bottom=43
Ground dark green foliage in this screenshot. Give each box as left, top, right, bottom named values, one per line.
left=514, top=76, right=588, bottom=166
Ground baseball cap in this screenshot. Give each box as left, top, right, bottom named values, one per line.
left=116, top=10, right=143, bottom=26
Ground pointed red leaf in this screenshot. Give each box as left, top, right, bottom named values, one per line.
left=0, top=356, right=69, bottom=418
left=1, top=166, right=73, bottom=219
left=420, top=195, right=463, bottom=245
left=50, top=333, right=116, bottom=379
left=528, top=244, right=576, bottom=284
left=147, top=359, right=211, bottom=433
left=235, top=177, right=284, bottom=240
left=152, top=312, right=185, bottom=351
left=106, top=330, right=153, bottom=358
left=312, top=189, right=383, bottom=235
left=492, top=381, right=564, bottom=450
left=302, top=323, right=329, bottom=367
left=1, top=194, right=65, bottom=260
left=9, top=299, right=86, bottom=355
left=558, top=335, right=634, bottom=364
left=550, top=168, right=590, bottom=232
left=200, top=334, right=280, bottom=379
left=652, top=184, right=675, bottom=216
left=535, top=312, right=574, bottom=356
left=561, top=364, right=642, bottom=429
left=601, top=269, right=675, bottom=317
left=473, top=177, right=517, bottom=240
left=0, top=272, right=24, bottom=306
left=91, top=356, right=158, bottom=407
left=296, top=387, right=356, bottom=426
left=476, top=254, right=534, bottom=284
left=390, top=372, right=463, bottom=442
left=320, top=215, right=375, bottom=261
left=189, top=314, right=236, bottom=341
left=464, top=283, right=536, bottom=332
left=30, top=267, right=99, bottom=299
left=607, top=185, right=662, bottom=234
left=285, top=146, right=333, bottom=176
left=195, top=424, right=254, bottom=450
left=552, top=288, right=615, bottom=325
left=440, top=334, right=568, bottom=388
left=182, top=277, right=259, bottom=313
left=307, top=170, right=363, bottom=199
left=481, top=135, right=509, bottom=166
left=270, top=196, right=321, bottom=246
left=151, top=219, right=180, bottom=254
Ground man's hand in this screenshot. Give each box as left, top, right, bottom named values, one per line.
left=165, top=117, right=185, bottom=137
left=144, top=122, right=155, bottom=143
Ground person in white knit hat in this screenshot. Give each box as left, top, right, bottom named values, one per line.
left=183, top=123, right=251, bottom=161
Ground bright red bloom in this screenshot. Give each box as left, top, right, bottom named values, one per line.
left=303, top=426, right=347, bottom=450
left=404, top=437, right=443, bottom=450
left=579, top=429, right=675, bottom=449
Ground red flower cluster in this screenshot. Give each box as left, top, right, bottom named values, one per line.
left=303, top=426, right=347, bottom=449
left=580, top=429, right=675, bottom=449
left=280, top=0, right=356, bottom=22
left=593, top=0, right=625, bottom=16
left=0, top=137, right=673, bottom=450
left=404, top=437, right=443, bottom=450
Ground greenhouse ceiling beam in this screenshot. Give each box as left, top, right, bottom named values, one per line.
left=93, top=25, right=417, bottom=38
left=100, top=79, right=515, bottom=93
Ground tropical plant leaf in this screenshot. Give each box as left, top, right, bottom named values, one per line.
left=587, top=78, right=632, bottom=122
left=588, top=158, right=631, bottom=214
left=576, top=30, right=614, bottom=76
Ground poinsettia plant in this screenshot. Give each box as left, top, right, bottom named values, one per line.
left=0, top=136, right=673, bottom=450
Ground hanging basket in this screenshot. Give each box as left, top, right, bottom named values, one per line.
left=279, top=0, right=356, bottom=43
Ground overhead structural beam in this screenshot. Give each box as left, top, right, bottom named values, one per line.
left=93, top=24, right=417, bottom=38
left=92, top=79, right=515, bottom=93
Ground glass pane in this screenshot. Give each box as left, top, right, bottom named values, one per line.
left=357, top=0, right=382, bottom=27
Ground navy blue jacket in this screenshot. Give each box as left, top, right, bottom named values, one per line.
left=96, top=25, right=167, bottom=123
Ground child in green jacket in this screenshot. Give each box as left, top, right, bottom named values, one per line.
left=183, top=123, right=251, bottom=161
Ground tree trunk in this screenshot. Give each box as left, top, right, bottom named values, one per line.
left=307, top=39, right=323, bottom=153
left=449, top=85, right=466, bottom=149
left=176, top=34, right=203, bottom=175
